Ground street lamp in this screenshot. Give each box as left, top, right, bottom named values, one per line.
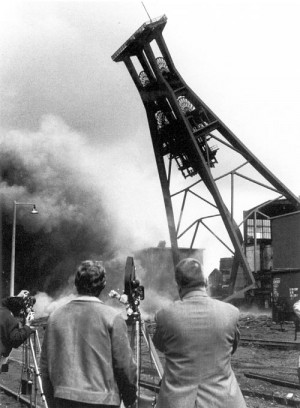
left=10, top=201, right=39, bottom=296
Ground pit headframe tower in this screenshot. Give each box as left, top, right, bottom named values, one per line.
left=112, top=15, right=300, bottom=299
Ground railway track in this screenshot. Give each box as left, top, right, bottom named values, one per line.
left=3, top=377, right=300, bottom=408
left=240, top=337, right=300, bottom=350
left=0, top=383, right=32, bottom=407
left=244, top=372, right=300, bottom=390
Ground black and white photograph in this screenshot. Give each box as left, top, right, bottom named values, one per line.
left=1, top=1, right=300, bottom=407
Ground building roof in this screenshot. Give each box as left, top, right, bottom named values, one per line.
left=244, top=198, right=298, bottom=218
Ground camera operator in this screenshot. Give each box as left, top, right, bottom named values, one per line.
left=153, top=258, right=246, bottom=408
left=0, top=290, right=35, bottom=372
left=41, top=260, right=137, bottom=408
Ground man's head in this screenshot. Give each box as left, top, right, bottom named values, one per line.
left=175, top=258, right=207, bottom=291
left=75, top=260, right=106, bottom=297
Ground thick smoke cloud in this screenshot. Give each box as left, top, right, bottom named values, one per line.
left=0, top=115, right=115, bottom=294
left=0, top=113, right=169, bottom=308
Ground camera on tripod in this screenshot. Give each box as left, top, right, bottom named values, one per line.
left=109, top=256, right=144, bottom=319
left=109, top=257, right=163, bottom=408
left=124, top=257, right=144, bottom=312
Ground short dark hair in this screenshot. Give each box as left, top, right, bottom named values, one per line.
left=75, top=260, right=106, bottom=297
left=175, top=258, right=206, bottom=289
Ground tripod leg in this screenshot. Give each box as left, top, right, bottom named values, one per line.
left=29, top=337, right=48, bottom=408
left=133, top=319, right=141, bottom=408
left=35, top=330, right=42, bottom=354
left=33, top=333, right=38, bottom=407
left=19, top=341, right=26, bottom=397
left=20, top=338, right=32, bottom=398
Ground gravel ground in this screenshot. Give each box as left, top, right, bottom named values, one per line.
left=233, top=312, right=300, bottom=407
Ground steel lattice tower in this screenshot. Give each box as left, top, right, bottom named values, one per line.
left=112, top=15, right=300, bottom=298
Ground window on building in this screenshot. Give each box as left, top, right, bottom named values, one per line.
left=246, top=218, right=271, bottom=240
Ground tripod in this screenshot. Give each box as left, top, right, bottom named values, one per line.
left=110, top=256, right=164, bottom=408
left=109, top=293, right=163, bottom=408
left=19, top=329, right=48, bottom=408
left=127, top=302, right=164, bottom=408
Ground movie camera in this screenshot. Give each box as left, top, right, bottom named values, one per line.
left=4, top=292, right=36, bottom=322
left=109, top=256, right=144, bottom=319
left=21, top=293, right=36, bottom=318
left=124, top=256, right=145, bottom=317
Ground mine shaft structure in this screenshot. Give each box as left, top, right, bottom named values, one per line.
left=112, top=15, right=300, bottom=300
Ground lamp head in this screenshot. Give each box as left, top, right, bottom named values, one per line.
left=31, top=205, right=38, bottom=214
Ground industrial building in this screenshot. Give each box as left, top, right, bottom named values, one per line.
left=213, top=199, right=300, bottom=320
left=135, top=243, right=204, bottom=300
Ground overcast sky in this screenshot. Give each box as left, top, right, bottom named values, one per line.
left=1, top=0, right=300, bottom=275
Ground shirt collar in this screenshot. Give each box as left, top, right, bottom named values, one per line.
left=73, top=295, right=103, bottom=303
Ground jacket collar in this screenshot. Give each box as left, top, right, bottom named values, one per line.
left=181, top=287, right=208, bottom=300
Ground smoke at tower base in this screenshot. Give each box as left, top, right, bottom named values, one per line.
left=0, top=114, right=172, bottom=314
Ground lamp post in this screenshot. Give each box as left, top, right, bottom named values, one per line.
left=10, top=201, right=39, bottom=296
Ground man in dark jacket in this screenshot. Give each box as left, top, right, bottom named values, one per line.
left=153, top=258, right=246, bottom=408
left=0, top=290, right=35, bottom=372
left=41, top=260, right=137, bottom=408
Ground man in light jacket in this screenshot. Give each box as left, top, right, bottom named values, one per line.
left=41, top=260, right=137, bottom=408
left=153, top=258, right=246, bottom=408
